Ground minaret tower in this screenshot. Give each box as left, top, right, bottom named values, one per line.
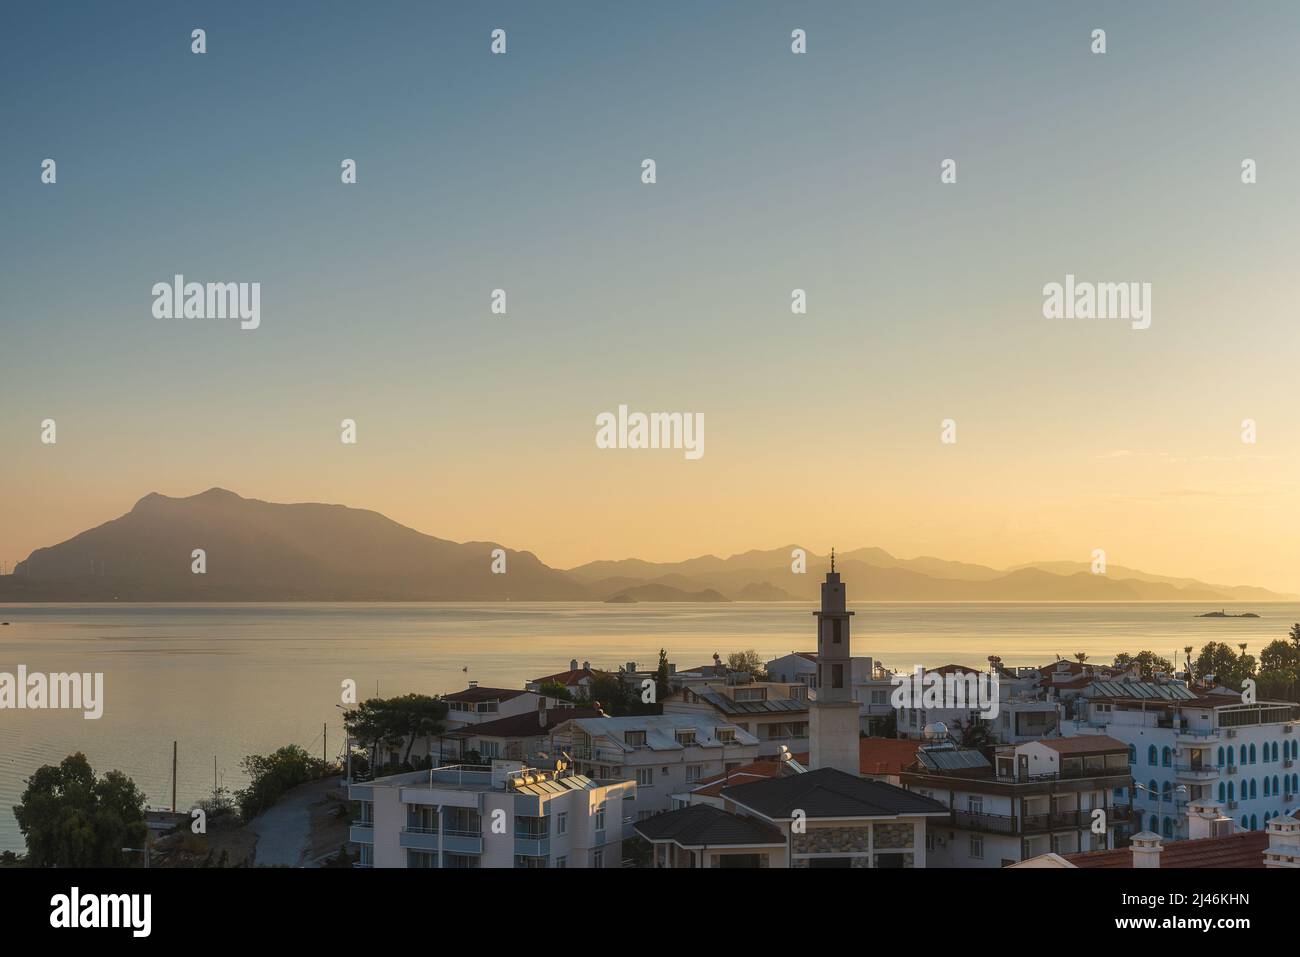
left=809, top=549, right=860, bottom=774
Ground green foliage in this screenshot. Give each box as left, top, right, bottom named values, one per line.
left=727, top=649, right=768, bottom=681
left=538, top=681, right=574, bottom=702
left=13, top=752, right=148, bottom=867
left=1113, top=650, right=1175, bottom=681
left=342, top=694, right=449, bottom=770
left=235, top=745, right=330, bottom=820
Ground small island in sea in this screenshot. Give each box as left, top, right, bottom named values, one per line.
left=1197, top=609, right=1260, bottom=618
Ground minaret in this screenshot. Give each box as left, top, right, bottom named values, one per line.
left=809, top=550, right=860, bottom=774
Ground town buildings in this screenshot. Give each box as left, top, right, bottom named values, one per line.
left=348, top=761, right=634, bottom=869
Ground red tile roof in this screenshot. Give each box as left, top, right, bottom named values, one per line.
left=1033, top=735, right=1127, bottom=754
left=689, top=760, right=789, bottom=797
left=1064, top=831, right=1270, bottom=869
left=790, top=738, right=923, bottom=776
left=444, top=686, right=530, bottom=703
left=532, top=668, right=594, bottom=687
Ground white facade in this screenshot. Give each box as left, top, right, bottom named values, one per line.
left=547, top=714, right=759, bottom=820
left=1063, top=697, right=1300, bottom=840
left=348, top=761, right=634, bottom=869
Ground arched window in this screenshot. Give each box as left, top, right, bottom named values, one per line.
left=1162, top=746, right=1173, bottom=768
left=1161, top=780, right=1172, bottom=800
left=1241, top=815, right=1249, bottom=829
left=1272, top=742, right=1280, bottom=762
left=1128, top=744, right=1136, bottom=765
left=1264, top=777, right=1271, bottom=797
left=1217, top=746, right=1225, bottom=767
left=1240, top=745, right=1248, bottom=766
left=1150, top=814, right=1161, bottom=832
left=1273, top=775, right=1280, bottom=795
left=1148, top=779, right=1158, bottom=800
left=1163, top=817, right=1174, bottom=838
left=1250, top=778, right=1257, bottom=799
left=1148, top=745, right=1158, bottom=766
left=1218, top=781, right=1226, bottom=802
left=1250, top=814, right=1258, bottom=830
left=1249, top=743, right=1257, bottom=764
left=1228, top=781, right=1235, bottom=801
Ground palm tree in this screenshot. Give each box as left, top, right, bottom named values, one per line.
left=1075, top=652, right=1088, bottom=664
left=1289, top=623, right=1300, bottom=646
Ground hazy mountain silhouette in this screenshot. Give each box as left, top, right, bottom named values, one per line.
left=2, top=488, right=586, bottom=601
left=2, top=491, right=1292, bottom=602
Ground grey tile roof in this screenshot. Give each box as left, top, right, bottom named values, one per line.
left=634, top=804, right=785, bottom=847
left=722, top=767, right=949, bottom=820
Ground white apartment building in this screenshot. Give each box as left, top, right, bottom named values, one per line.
left=546, top=713, right=760, bottom=820
left=766, top=651, right=896, bottom=734
left=899, top=736, right=1133, bottom=868
left=348, top=761, right=635, bottom=869
left=662, top=682, right=809, bottom=757
left=1061, top=678, right=1300, bottom=840
left=895, top=665, right=1060, bottom=745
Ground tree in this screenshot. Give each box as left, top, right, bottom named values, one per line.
left=727, top=649, right=768, bottom=681
left=537, top=681, right=573, bottom=702
left=235, top=744, right=331, bottom=820
left=13, top=752, right=148, bottom=867
left=1113, top=651, right=1175, bottom=681
left=1074, top=652, right=1088, bottom=664
left=1194, top=642, right=1254, bottom=691
left=655, top=648, right=671, bottom=703
left=1289, top=622, right=1300, bottom=646
left=588, top=671, right=633, bottom=716
left=1258, top=638, right=1300, bottom=702
left=342, top=694, right=448, bottom=771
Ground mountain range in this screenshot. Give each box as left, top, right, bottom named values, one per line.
left=0, top=488, right=1292, bottom=602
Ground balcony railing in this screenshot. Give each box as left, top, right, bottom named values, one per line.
left=950, top=808, right=1103, bottom=835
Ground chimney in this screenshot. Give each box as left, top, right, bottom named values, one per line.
left=570, top=658, right=578, bottom=672
left=538, top=696, right=547, bottom=728
left=1264, top=815, right=1300, bottom=868
left=468, top=680, right=478, bottom=688
left=1186, top=800, right=1228, bottom=841
left=582, top=660, right=590, bottom=671
left=1129, top=831, right=1163, bottom=868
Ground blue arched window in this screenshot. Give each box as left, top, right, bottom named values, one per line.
left=1264, top=777, right=1271, bottom=797
left=1250, top=814, right=1258, bottom=830
left=1128, top=744, right=1136, bottom=765
left=1162, top=746, right=1173, bottom=767
left=1217, top=746, right=1225, bottom=767
left=1162, top=817, right=1174, bottom=838
left=1249, top=743, right=1257, bottom=764
left=1241, top=815, right=1249, bottom=829
left=1218, top=781, right=1226, bottom=802
left=1240, top=745, right=1248, bottom=765
left=1148, top=779, right=1158, bottom=800
left=1250, top=778, right=1258, bottom=799
left=1228, top=780, right=1235, bottom=801
left=1272, top=742, right=1280, bottom=762
left=1161, top=780, right=1172, bottom=800
left=1273, top=775, right=1280, bottom=795
left=1148, top=745, right=1158, bottom=766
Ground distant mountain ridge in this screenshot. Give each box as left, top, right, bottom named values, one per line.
left=0, top=489, right=1292, bottom=603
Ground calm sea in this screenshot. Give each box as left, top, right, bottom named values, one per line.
left=1, top=601, right=1295, bottom=852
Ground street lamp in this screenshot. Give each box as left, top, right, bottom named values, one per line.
left=1133, top=781, right=1188, bottom=840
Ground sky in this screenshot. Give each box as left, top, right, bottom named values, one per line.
left=3, top=1, right=1300, bottom=591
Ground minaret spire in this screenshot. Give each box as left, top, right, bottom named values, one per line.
left=831, top=547, right=835, bottom=573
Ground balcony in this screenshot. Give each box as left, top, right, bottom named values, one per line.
left=515, top=836, right=551, bottom=857
left=1174, top=763, right=1219, bottom=782
left=440, top=829, right=484, bottom=855
left=1176, top=729, right=1220, bottom=744
left=950, top=808, right=1100, bottom=835
left=349, top=822, right=374, bottom=845
left=399, top=827, right=440, bottom=851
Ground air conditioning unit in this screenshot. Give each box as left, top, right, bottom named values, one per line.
left=1284, top=724, right=1294, bottom=734
left=1227, top=801, right=1238, bottom=810
left=1226, top=729, right=1237, bottom=738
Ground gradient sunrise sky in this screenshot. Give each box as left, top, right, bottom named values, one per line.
left=3, top=1, right=1300, bottom=592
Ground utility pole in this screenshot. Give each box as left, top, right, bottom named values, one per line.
left=171, top=741, right=177, bottom=813
left=323, top=722, right=327, bottom=765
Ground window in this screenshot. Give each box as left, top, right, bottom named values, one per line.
left=555, top=856, right=566, bottom=869
left=832, top=619, right=843, bottom=644
left=967, top=796, right=983, bottom=815
left=594, top=804, right=606, bottom=832
left=832, top=664, right=844, bottom=689
left=674, top=729, right=697, bottom=745
left=635, top=768, right=654, bottom=787
left=969, top=835, right=984, bottom=860
left=593, top=849, right=604, bottom=868
left=716, top=728, right=736, bottom=743
left=685, top=764, right=702, bottom=784
left=624, top=730, right=647, bottom=748
left=1147, top=745, right=1158, bottom=766
left=556, top=812, right=568, bottom=835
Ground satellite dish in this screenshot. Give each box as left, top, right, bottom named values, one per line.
left=923, top=722, right=949, bottom=741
